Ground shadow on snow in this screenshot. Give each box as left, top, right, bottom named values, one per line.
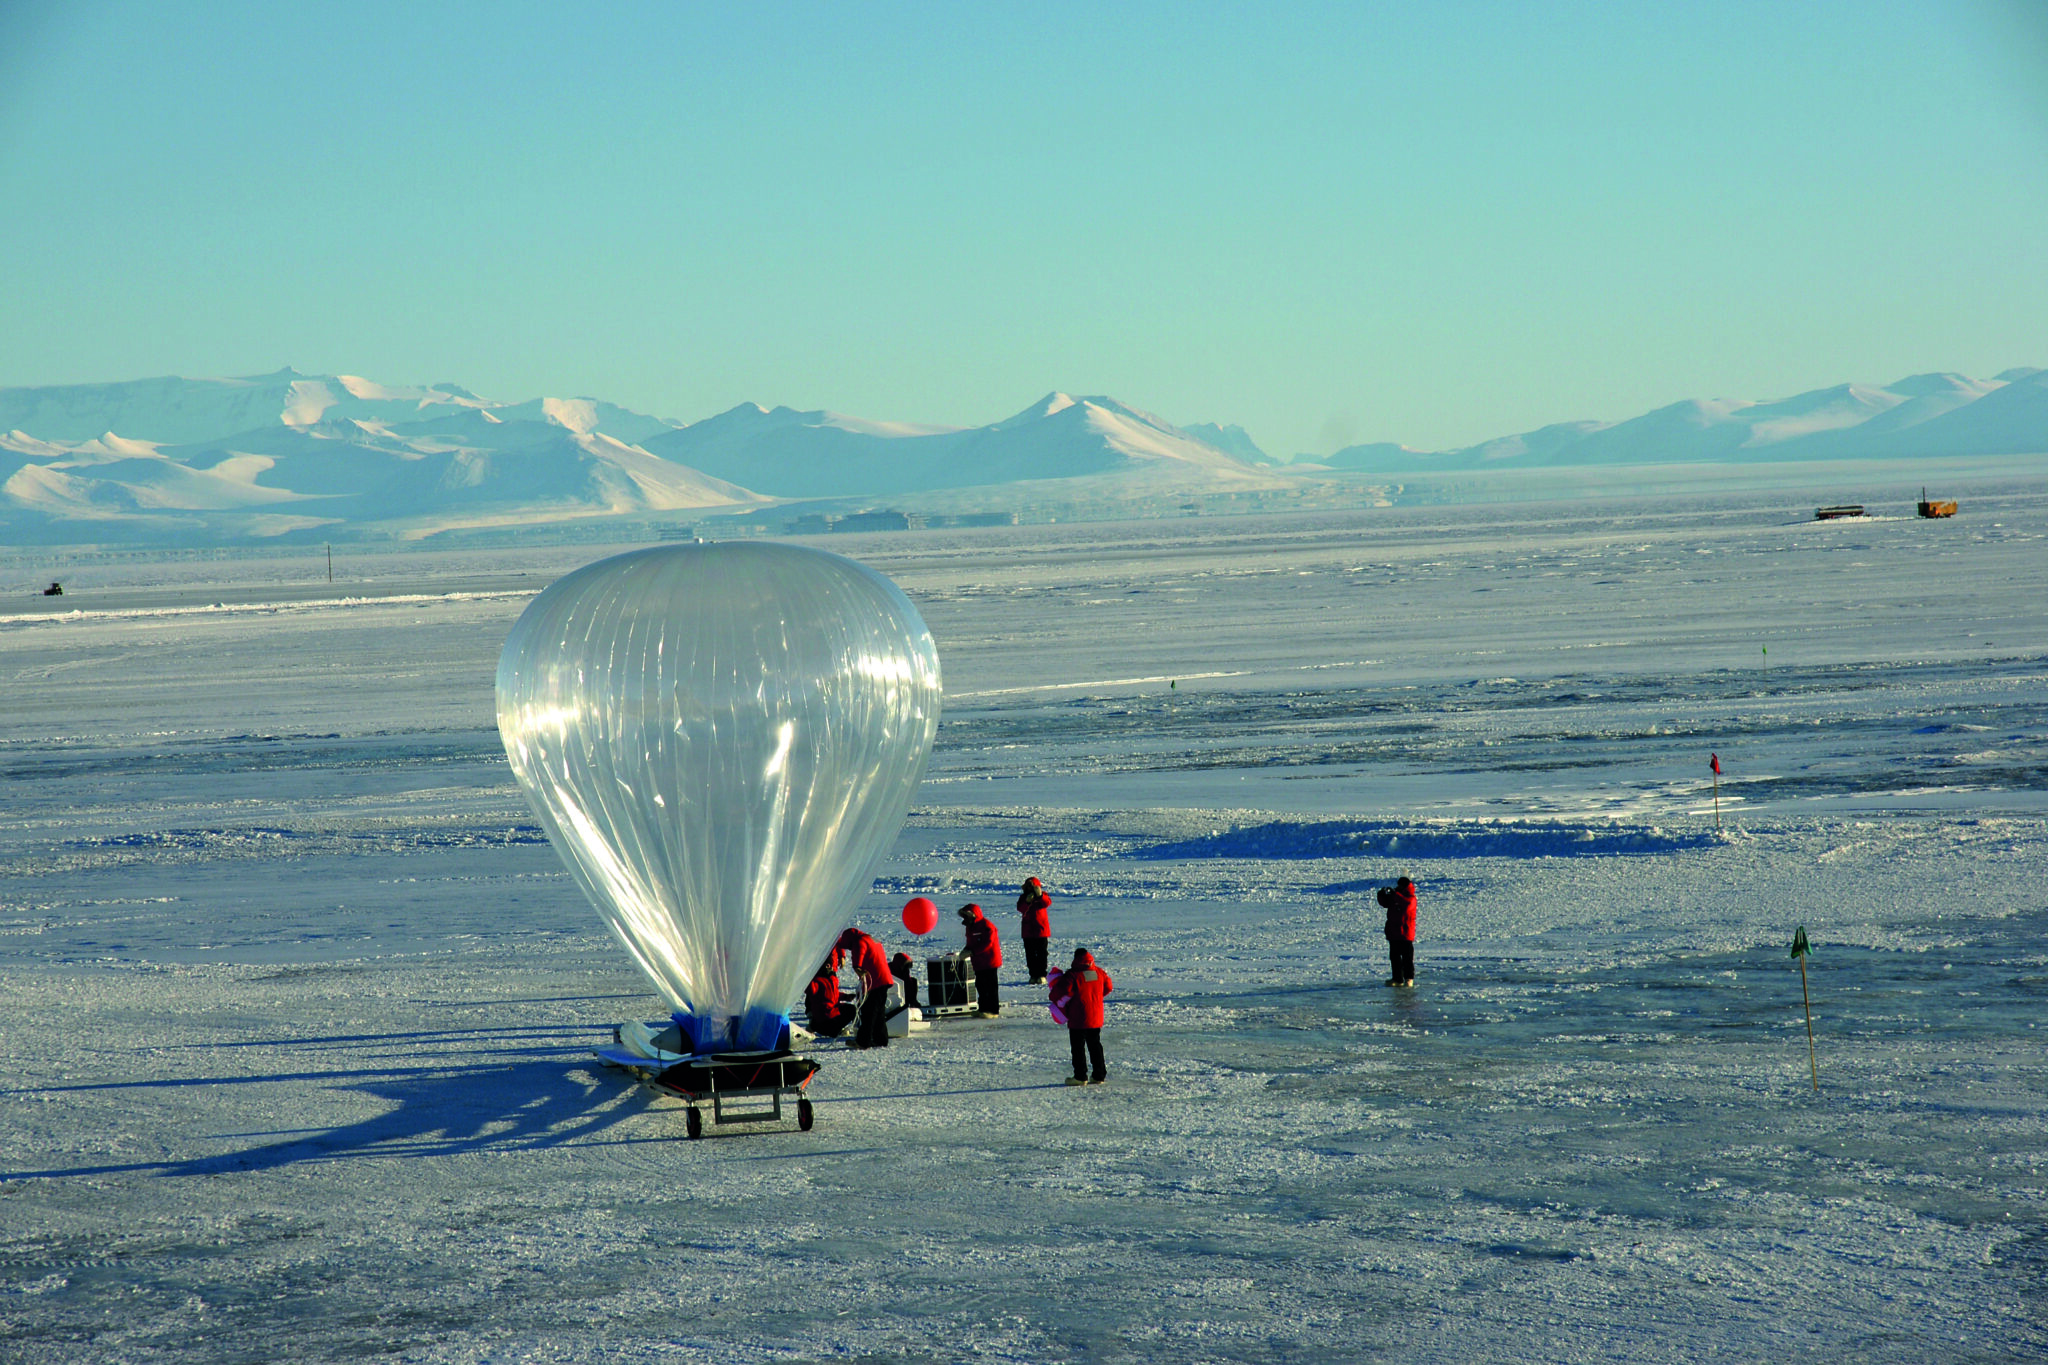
left=3, top=1039, right=673, bottom=1181
left=1138, top=818, right=1724, bottom=862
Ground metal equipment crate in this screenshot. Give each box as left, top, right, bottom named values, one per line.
left=923, top=955, right=982, bottom=1019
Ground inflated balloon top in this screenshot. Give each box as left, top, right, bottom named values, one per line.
left=496, top=542, right=942, bottom=1053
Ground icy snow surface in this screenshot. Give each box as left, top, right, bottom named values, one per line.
left=1, top=487, right=2045, bottom=1362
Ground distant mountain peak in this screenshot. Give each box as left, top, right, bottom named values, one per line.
left=541, top=397, right=599, bottom=434
left=1180, top=421, right=1271, bottom=464
left=990, top=392, right=1081, bottom=430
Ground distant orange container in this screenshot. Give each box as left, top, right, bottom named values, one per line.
left=1918, top=488, right=1957, bottom=518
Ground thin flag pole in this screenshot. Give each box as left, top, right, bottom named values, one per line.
left=1710, top=752, right=1722, bottom=831
left=1792, top=926, right=1817, bottom=1091
left=1800, top=958, right=1817, bottom=1091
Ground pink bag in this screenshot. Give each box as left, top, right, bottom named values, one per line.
left=1045, top=969, right=1069, bottom=1026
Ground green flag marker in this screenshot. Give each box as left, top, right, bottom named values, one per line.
left=1790, top=925, right=1811, bottom=958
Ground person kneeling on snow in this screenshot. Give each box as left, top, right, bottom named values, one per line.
left=890, top=951, right=919, bottom=1010
left=957, top=903, right=1002, bottom=1017
left=835, top=927, right=896, bottom=1049
left=1051, top=947, right=1113, bottom=1085
left=1376, top=875, right=1417, bottom=987
left=804, top=952, right=853, bottom=1037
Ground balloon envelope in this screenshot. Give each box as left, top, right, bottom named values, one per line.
left=902, top=896, right=938, bottom=936
left=496, top=542, right=941, bottom=1051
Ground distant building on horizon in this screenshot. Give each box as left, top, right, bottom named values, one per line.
left=834, top=510, right=923, bottom=533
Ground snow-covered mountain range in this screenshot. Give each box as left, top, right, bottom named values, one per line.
left=638, top=392, right=1272, bottom=498
left=1314, top=369, right=2046, bottom=471
left=2, top=365, right=2040, bottom=543
left=0, top=371, right=1278, bottom=542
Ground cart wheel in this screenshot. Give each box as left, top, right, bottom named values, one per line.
left=685, top=1108, right=703, bottom=1140
left=797, top=1098, right=814, bottom=1132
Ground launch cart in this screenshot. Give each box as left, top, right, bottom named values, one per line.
left=597, top=1030, right=821, bottom=1138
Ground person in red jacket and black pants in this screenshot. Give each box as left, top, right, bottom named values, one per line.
left=957, top=903, right=1002, bottom=1017
left=835, top=927, right=896, bottom=1048
left=1376, top=875, right=1417, bottom=987
left=1051, top=947, right=1113, bottom=1084
left=1017, top=877, right=1052, bottom=984
left=804, top=951, right=852, bottom=1037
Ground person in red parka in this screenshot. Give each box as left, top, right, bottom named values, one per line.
left=1016, top=877, right=1052, bottom=984
left=835, top=927, right=896, bottom=1048
left=1050, top=946, right=1113, bottom=1084
left=890, top=951, right=918, bottom=1010
left=1375, top=875, right=1417, bottom=987
left=804, top=952, right=852, bottom=1037
left=957, top=903, right=1002, bottom=1018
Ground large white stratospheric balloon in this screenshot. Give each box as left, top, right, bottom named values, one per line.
left=496, top=543, right=941, bottom=1053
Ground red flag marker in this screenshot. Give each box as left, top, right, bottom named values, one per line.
left=1709, top=753, right=1722, bottom=829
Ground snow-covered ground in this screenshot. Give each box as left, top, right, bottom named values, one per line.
left=2, top=484, right=2044, bottom=1362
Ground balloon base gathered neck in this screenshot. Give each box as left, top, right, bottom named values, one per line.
left=660, top=1008, right=791, bottom=1057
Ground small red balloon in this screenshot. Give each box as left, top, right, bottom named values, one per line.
left=902, top=897, right=938, bottom=936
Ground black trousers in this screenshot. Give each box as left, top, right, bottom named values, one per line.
left=1068, top=1025, right=1105, bottom=1080
left=1024, top=936, right=1050, bottom=983
left=1388, top=936, right=1415, bottom=982
left=855, top=987, right=890, bottom=1048
left=975, top=967, right=1000, bottom=1015
left=902, top=975, right=919, bottom=1010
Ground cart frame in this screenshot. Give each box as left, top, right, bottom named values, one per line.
left=596, top=1044, right=820, bottom=1139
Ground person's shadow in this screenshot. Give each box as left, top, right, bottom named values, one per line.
left=4, top=1027, right=673, bottom=1181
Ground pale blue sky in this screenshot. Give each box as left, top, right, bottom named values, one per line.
left=3, top=1, right=2044, bottom=454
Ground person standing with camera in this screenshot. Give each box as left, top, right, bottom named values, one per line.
left=1376, top=875, right=1417, bottom=987
left=1017, top=877, right=1053, bottom=984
